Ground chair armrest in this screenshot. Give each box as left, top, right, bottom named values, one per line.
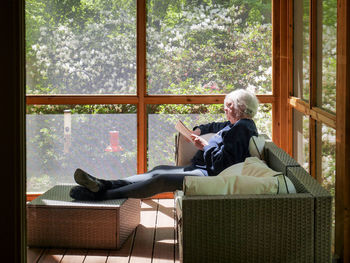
left=287, top=167, right=332, bottom=263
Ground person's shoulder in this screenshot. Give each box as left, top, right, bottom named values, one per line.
left=228, top=119, right=257, bottom=136
left=233, top=118, right=256, bottom=128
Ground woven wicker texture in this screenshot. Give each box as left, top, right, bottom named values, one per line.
left=175, top=136, right=332, bottom=263
left=27, top=184, right=140, bottom=249
left=118, top=198, right=141, bottom=247
left=264, top=142, right=300, bottom=174
left=28, top=184, right=127, bottom=208
left=288, top=167, right=332, bottom=263
left=180, top=195, right=314, bottom=263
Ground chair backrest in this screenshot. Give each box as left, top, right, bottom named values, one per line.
left=175, top=133, right=215, bottom=166
left=175, top=133, right=268, bottom=166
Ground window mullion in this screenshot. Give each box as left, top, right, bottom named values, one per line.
left=309, top=0, right=318, bottom=179
left=137, top=0, right=147, bottom=174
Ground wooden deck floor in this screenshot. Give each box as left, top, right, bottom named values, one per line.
left=27, top=199, right=179, bottom=263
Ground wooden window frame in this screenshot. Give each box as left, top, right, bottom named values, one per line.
left=25, top=0, right=278, bottom=176
left=287, top=0, right=350, bottom=261
left=9, top=0, right=348, bottom=261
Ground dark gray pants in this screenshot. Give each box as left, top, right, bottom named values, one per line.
left=102, top=165, right=204, bottom=199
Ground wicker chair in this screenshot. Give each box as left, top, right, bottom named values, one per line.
left=174, top=133, right=332, bottom=263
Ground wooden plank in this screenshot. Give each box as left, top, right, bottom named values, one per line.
left=137, top=0, right=147, bottom=174
left=309, top=0, right=317, bottom=108
left=310, top=107, right=336, bottom=129
left=309, top=118, right=316, bottom=178
left=289, top=96, right=310, bottom=115
left=26, top=94, right=274, bottom=106
left=272, top=0, right=281, bottom=147
left=149, top=192, right=174, bottom=199
left=288, top=97, right=336, bottom=128
left=27, top=247, right=44, bottom=263
left=60, top=249, right=87, bottom=263
left=153, top=199, right=176, bottom=263
left=287, top=0, right=294, bottom=156
left=336, top=0, right=350, bottom=261
left=38, top=248, right=66, bottom=263
left=144, top=95, right=274, bottom=104
left=279, top=0, right=290, bottom=154
left=83, top=250, right=109, bottom=263
left=26, top=95, right=138, bottom=105
left=308, top=0, right=317, bottom=180
left=137, top=101, right=147, bottom=174
left=107, top=232, right=135, bottom=263
left=129, top=200, right=158, bottom=263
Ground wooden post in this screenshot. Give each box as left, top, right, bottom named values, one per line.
left=287, top=0, right=294, bottom=155
left=279, top=0, right=290, bottom=154
left=273, top=0, right=292, bottom=154
left=309, top=0, right=318, bottom=179
left=272, top=0, right=281, bottom=147
left=336, top=0, right=350, bottom=261
left=137, top=0, right=147, bottom=174
left=2, top=0, right=26, bottom=262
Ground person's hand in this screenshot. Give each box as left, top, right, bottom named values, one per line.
left=190, top=134, right=208, bottom=151
left=193, top=128, right=201, bottom=135
left=184, top=128, right=201, bottom=143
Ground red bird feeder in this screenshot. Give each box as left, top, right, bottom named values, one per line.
left=105, top=131, right=123, bottom=152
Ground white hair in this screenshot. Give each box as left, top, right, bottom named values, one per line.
left=224, top=89, right=259, bottom=119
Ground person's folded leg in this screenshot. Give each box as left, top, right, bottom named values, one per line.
left=102, top=172, right=197, bottom=199
left=70, top=165, right=204, bottom=200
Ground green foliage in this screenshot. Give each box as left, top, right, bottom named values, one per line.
left=25, top=0, right=275, bottom=192
left=147, top=1, right=272, bottom=94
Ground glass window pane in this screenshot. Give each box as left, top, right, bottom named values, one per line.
left=26, top=105, right=137, bottom=193
left=293, top=0, right=310, bottom=101
left=317, top=0, right=337, bottom=113
left=317, top=122, right=336, bottom=249
left=293, top=110, right=309, bottom=171
left=26, top=1, right=136, bottom=95
left=147, top=1, right=272, bottom=95
left=147, top=103, right=272, bottom=169
left=254, top=103, right=272, bottom=139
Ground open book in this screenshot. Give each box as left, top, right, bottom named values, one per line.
left=175, top=120, right=194, bottom=143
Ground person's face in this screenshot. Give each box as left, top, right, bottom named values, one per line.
left=224, top=100, right=236, bottom=124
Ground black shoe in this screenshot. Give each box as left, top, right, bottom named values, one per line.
left=69, top=186, right=103, bottom=201
left=74, top=168, right=103, bottom=193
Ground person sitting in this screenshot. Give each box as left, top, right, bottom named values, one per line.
left=69, top=89, right=259, bottom=201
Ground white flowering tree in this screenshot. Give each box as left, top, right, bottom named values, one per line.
left=26, top=0, right=274, bottom=191
left=26, top=0, right=136, bottom=94
left=147, top=3, right=272, bottom=95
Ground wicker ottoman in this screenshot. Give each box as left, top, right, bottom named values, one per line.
left=27, top=184, right=141, bottom=249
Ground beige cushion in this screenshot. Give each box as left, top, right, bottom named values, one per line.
left=184, top=157, right=297, bottom=196
left=217, top=162, right=244, bottom=177
left=184, top=175, right=278, bottom=196
left=241, top=157, right=278, bottom=177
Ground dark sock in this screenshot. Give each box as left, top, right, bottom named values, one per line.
left=69, top=186, right=105, bottom=201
